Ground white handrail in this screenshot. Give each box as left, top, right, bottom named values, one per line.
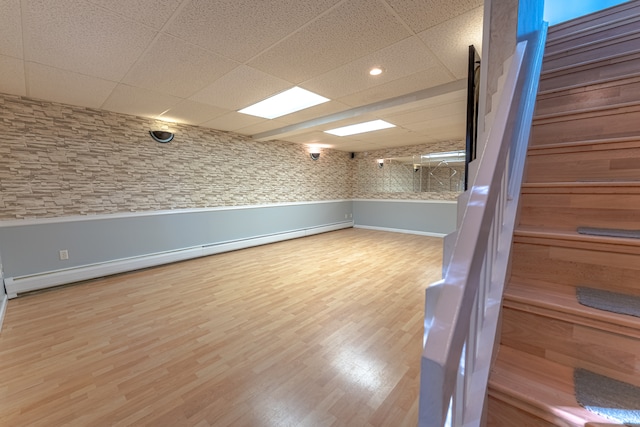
left=418, top=22, right=548, bottom=427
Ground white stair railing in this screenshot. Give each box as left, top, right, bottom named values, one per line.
left=418, top=23, right=548, bottom=427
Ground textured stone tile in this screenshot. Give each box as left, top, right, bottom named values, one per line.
left=0, top=93, right=462, bottom=220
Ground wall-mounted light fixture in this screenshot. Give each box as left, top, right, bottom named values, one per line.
left=149, top=130, right=174, bottom=143
left=309, top=147, right=321, bottom=161
left=377, top=159, right=384, bottom=168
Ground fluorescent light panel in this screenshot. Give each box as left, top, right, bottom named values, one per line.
left=325, top=120, right=395, bottom=137
left=238, top=87, right=329, bottom=119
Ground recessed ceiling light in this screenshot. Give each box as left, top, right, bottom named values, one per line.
left=369, top=67, right=383, bottom=76
left=238, top=87, right=329, bottom=119
left=325, top=120, right=395, bottom=137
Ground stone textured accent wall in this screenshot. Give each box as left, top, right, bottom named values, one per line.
left=352, top=141, right=465, bottom=201
left=0, top=94, right=353, bottom=219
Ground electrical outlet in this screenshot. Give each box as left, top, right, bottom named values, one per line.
left=59, top=250, right=69, bottom=260
left=349, top=213, right=352, bottom=218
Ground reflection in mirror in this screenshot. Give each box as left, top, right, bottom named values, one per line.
left=381, top=150, right=465, bottom=193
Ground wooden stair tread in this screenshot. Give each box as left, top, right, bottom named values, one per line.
left=533, top=99, right=640, bottom=122
left=521, top=181, right=640, bottom=193
left=545, top=29, right=640, bottom=61
left=535, top=74, right=640, bottom=117
left=547, top=0, right=640, bottom=42
left=489, top=346, right=621, bottom=426
left=546, top=13, right=640, bottom=53
left=527, top=136, right=640, bottom=155
left=514, top=228, right=640, bottom=254
left=504, top=280, right=640, bottom=338
left=541, top=48, right=640, bottom=77
left=538, top=71, right=640, bottom=96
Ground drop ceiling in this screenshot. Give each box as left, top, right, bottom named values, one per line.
left=0, top=0, right=484, bottom=152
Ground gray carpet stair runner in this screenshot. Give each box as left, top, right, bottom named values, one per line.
left=574, top=368, right=640, bottom=426
left=576, top=287, right=640, bottom=317
left=574, top=226, right=640, bottom=425
left=577, top=227, right=640, bottom=239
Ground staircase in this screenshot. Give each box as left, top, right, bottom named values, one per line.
left=487, top=1, right=640, bottom=425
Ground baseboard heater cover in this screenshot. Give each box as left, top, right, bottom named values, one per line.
left=3, top=222, right=352, bottom=299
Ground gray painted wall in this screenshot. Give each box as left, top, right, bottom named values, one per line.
left=0, top=201, right=352, bottom=279
left=353, top=200, right=457, bottom=236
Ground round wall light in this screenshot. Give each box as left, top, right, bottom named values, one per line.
left=149, top=130, right=174, bottom=143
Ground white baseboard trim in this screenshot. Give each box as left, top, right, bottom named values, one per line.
left=0, top=293, right=7, bottom=333
left=4, top=222, right=352, bottom=299
left=353, top=225, right=446, bottom=238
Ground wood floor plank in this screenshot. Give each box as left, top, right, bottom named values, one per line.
left=0, top=228, right=443, bottom=426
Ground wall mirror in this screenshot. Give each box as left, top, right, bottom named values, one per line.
left=378, top=150, right=465, bottom=193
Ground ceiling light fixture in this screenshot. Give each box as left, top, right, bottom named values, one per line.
left=238, top=87, right=329, bottom=119
left=369, top=67, right=383, bottom=76
left=325, top=120, right=395, bottom=137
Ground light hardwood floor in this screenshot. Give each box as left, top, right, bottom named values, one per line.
left=0, top=228, right=443, bottom=426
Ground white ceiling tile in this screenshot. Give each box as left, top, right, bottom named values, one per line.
left=281, top=131, right=337, bottom=144
left=0, top=55, right=26, bottom=96
left=158, top=100, right=229, bottom=125
left=189, top=66, right=292, bottom=111
left=166, top=0, right=342, bottom=63
left=200, top=112, right=265, bottom=132
left=337, top=67, right=454, bottom=107
left=301, top=36, right=442, bottom=100
left=0, top=0, right=23, bottom=58
left=248, top=0, right=412, bottom=83
left=275, top=101, right=352, bottom=125
left=8, top=0, right=487, bottom=152
left=101, top=84, right=182, bottom=118
left=385, top=0, right=483, bottom=33
left=316, top=113, right=383, bottom=133
left=122, top=34, right=239, bottom=98
left=402, top=114, right=466, bottom=134
left=334, top=141, right=378, bottom=152
left=27, top=62, right=117, bottom=109
left=22, top=0, right=158, bottom=81
left=86, top=0, right=183, bottom=29
left=235, top=119, right=294, bottom=136
left=382, top=99, right=466, bottom=126
left=419, top=6, right=484, bottom=79
left=357, top=129, right=429, bottom=146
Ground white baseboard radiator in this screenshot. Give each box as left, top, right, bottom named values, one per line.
left=4, top=222, right=352, bottom=299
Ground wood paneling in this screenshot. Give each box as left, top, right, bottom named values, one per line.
left=0, top=229, right=444, bottom=426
